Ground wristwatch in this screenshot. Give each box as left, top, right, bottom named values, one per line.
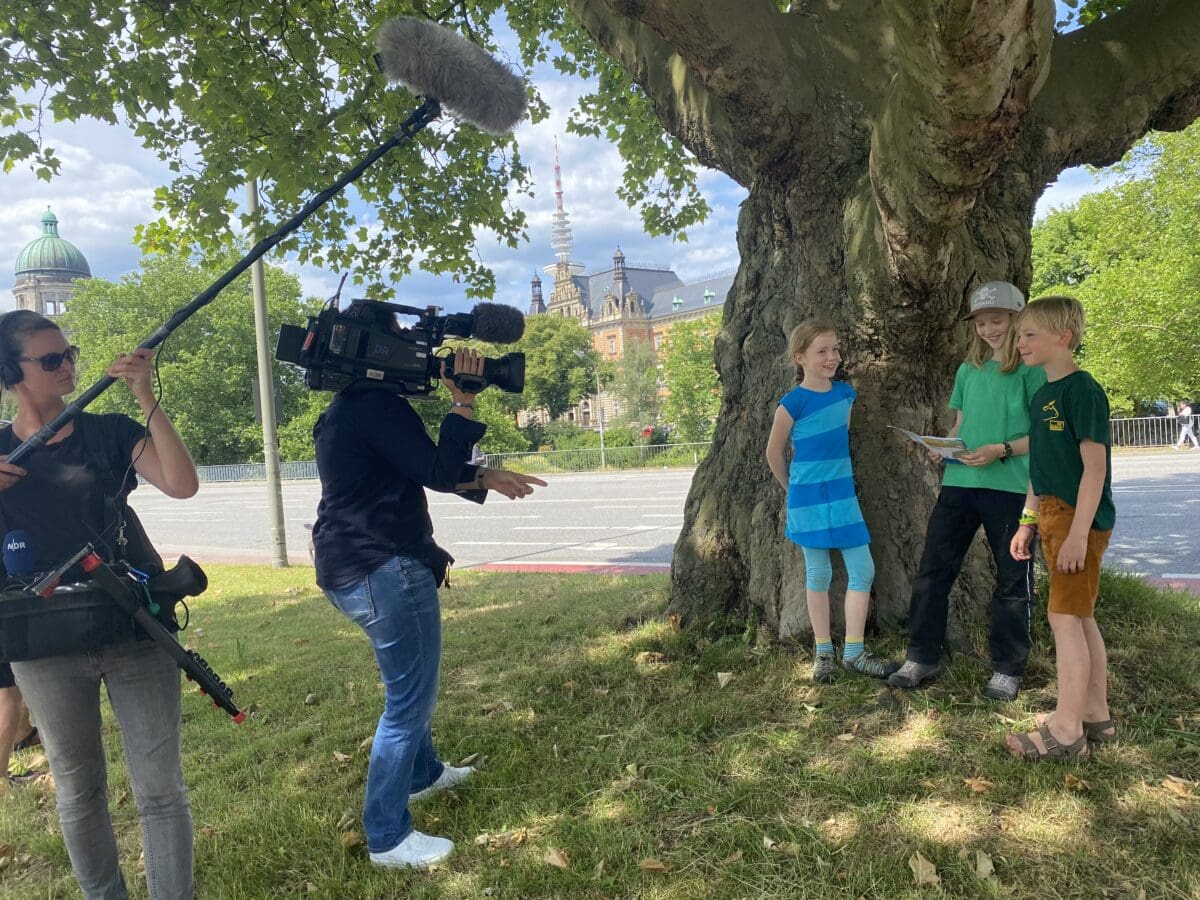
left=1000, top=441, right=1013, bottom=463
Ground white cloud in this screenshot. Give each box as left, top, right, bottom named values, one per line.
left=1034, top=165, right=1122, bottom=220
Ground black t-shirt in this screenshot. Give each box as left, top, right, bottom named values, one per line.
left=0, top=413, right=161, bottom=577
left=312, top=389, right=487, bottom=591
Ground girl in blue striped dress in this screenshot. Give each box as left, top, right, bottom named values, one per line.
left=766, top=321, right=898, bottom=683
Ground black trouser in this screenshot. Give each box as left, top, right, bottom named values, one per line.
left=906, top=486, right=1033, bottom=676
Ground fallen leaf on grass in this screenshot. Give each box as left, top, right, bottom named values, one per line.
left=963, top=777, right=994, bottom=793
left=544, top=848, right=570, bottom=870
left=358, top=735, right=373, bottom=752
left=717, top=672, right=734, bottom=689
left=1163, top=776, right=1195, bottom=799
left=974, top=850, right=994, bottom=879
left=634, top=651, right=668, bottom=666
left=762, top=836, right=777, bottom=850
left=480, top=699, right=514, bottom=714
left=909, top=851, right=940, bottom=886
left=774, top=842, right=803, bottom=857
left=720, top=850, right=744, bottom=865
left=1065, top=773, right=1090, bottom=791
left=336, top=813, right=355, bottom=831
left=332, top=751, right=352, bottom=764
left=639, top=858, right=670, bottom=873
left=475, top=829, right=529, bottom=850
left=340, top=831, right=362, bottom=849
left=836, top=733, right=855, bottom=742
left=592, top=859, right=605, bottom=879
left=459, top=752, right=482, bottom=768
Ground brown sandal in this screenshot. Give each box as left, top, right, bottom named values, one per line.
left=1007, top=723, right=1089, bottom=762
left=1084, top=719, right=1116, bottom=743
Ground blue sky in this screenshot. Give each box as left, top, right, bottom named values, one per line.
left=0, top=13, right=1115, bottom=315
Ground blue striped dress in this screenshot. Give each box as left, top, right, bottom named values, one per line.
left=780, top=380, right=871, bottom=549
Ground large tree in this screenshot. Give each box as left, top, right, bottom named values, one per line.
left=6, top=2, right=1200, bottom=642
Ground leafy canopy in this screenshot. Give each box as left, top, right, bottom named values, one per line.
left=1031, top=122, right=1200, bottom=407
left=659, top=312, right=721, bottom=442
left=0, top=2, right=709, bottom=295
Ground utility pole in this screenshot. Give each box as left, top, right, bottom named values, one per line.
left=247, top=178, right=289, bottom=566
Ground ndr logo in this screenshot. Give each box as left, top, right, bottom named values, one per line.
left=5, top=537, right=26, bottom=551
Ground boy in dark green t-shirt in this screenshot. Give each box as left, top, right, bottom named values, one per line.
left=1006, top=296, right=1116, bottom=763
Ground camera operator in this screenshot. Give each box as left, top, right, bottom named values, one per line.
left=312, top=344, right=545, bottom=870
left=0, top=310, right=199, bottom=899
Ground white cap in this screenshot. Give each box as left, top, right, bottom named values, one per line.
left=962, top=281, right=1025, bottom=320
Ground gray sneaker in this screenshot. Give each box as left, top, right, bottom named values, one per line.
left=887, top=658, right=943, bottom=689
left=982, top=672, right=1021, bottom=701
left=843, top=649, right=900, bottom=679
left=812, top=651, right=839, bottom=684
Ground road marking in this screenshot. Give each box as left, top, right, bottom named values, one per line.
left=441, top=515, right=540, bottom=520
left=512, top=525, right=656, bottom=531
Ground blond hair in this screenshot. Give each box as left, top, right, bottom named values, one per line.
left=965, top=312, right=1021, bottom=373
left=1018, top=295, right=1086, bottom=350
left=785, top=319, right=838, bottom=384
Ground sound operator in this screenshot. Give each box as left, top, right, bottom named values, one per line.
left=312, top=342, right=545, bottom=870
left=0, top=310, right=199, bottom=899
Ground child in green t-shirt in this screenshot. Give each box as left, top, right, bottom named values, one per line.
left=889, top=282, right=1045, bottom=701
left=1006, top=295, right=1116, bottom=762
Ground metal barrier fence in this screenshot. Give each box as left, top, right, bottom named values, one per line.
left=192, top=417, right=1189, bottom=482
left=480, top=442, right=711, bottom=475
left=1110, top=415, right=1196, bottom=448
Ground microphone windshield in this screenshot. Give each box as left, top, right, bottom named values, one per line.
left=375, top=17, right=527, bottom=136
left=470, top=303, right=525, bottom=344
left=3, top=529, right=37, bottom=579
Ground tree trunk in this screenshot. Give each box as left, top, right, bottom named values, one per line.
left=671, top=162, right=1038, bottom=649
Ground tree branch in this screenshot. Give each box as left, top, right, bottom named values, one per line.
left=1029, top=0, right=1200, bottom=173
left=569, top=0, right=834, bottom=185
left=870, top=0, right=1055, bottom=292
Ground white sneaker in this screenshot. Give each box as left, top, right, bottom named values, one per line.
left=410, top=765, right=476, bottom=802
left=369, top=831, right=454, bottom=869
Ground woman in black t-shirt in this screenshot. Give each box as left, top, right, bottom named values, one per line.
left=0, top=310, right=199, bottom=900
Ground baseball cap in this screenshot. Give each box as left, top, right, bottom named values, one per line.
left=961, top=281, right=1025, bottom=320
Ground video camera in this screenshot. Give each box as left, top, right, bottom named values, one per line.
left=275, top=299, right=526, bottom=396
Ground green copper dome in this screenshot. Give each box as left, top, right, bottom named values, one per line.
left=14, top=209, right=91, bottom=279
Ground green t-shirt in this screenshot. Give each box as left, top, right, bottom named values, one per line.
left=1029, top=370, right=1116, bottom=531
left=942, top=360, right=1046, bottom=495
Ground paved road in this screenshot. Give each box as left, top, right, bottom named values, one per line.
left=129, top=451, right=1200, bottom=584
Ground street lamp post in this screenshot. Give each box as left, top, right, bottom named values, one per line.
left=574, top=349, right=606, bottom=470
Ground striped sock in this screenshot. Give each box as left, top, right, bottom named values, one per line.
left=843, top=638, right=865, bottom=662
left=815, top=638, right=834, bottom=656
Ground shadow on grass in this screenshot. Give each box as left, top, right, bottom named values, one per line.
left=1, top=566, right=1197, bottom=899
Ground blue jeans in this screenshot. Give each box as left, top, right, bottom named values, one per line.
left=323, top=555, right=446, bottom=853
left=12, top=641, right=192, bottom=900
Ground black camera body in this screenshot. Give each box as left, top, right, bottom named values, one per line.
left=276, top=299, right=525, bottom=396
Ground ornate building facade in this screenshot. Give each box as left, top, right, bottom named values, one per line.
left=524, top=142, right=733, bottom=428
left=11, top=208, right=91, bottom=317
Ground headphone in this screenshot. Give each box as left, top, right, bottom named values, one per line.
left=0, top=310, right=50, bottom=388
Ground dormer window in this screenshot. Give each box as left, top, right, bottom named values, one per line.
left=672, top=296, right=684, bottom=310
left=703, top=289, right=715, bottom=304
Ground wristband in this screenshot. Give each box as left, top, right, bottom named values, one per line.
left=1018, top=523, right=1038, bottom=534
left=451, top=401, right=475, bottom=410
left=1001, top=441, right=1013, bottom=463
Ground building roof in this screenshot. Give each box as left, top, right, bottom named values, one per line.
left=15, top=209, right=91, bottom=280
left=647, top=271, right=734, bottom=319
left=574, top=266, right=683, bottom=313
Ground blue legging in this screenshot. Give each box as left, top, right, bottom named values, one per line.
left=801, top=544, right=875, bottom=592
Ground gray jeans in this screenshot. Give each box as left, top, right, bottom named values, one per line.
left=12, top=640, right=193, bottom=900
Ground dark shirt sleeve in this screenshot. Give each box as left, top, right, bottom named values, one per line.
left=363, top=395, right=487, bottom=492
left=1069, top=377, right=1111, bottom=446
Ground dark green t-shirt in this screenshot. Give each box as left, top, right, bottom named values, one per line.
left=1028, top=370, right=1116, bottom=531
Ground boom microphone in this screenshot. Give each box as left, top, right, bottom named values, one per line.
left=375, top=17, right=527, bottom=135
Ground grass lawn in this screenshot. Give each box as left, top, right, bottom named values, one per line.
left=1, top=566, right=1198, bottom=898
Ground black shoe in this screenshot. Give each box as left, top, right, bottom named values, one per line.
left=13, top=726, right=39, bottom=752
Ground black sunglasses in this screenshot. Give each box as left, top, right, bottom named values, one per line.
left=18, top=345, right=80, bottom=372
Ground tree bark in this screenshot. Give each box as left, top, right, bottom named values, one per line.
left=572, top=0, right=1200, bottom=645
